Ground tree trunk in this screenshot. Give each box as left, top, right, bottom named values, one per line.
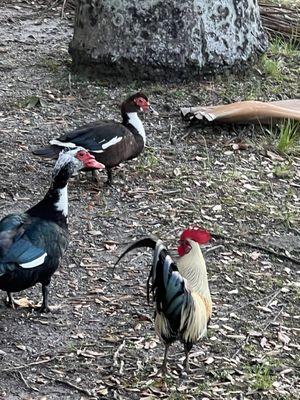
left=69, top=0, right=268, bottom=81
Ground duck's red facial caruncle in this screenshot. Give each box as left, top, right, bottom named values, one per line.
left=134, top=96, right=150, bottom=112
left=134, top=96, right=159, bottom=115
left=76, top=150, right=105, bottom=170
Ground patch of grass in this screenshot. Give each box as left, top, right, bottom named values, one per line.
left=277, top=120, right=300, bottom=154
left=260, top=55, right=283, bottom=79
left=39, top=56, right=62, bottom=73
left=137, top=148, right=160, bottom=173
left=170, top=89, right=186, bottom=99
left=247, top=364, right=275, bottom=391
left=271, top=276, right=286, bottom=288
left=244, top=344, right=257, bottom=354
left=270, top=35, right=299, bottom=56
left=192, top=382, right=208, bottom=394
left=16, top=95, right=46, bottom=109
left=273, top=164, right=293, bottom=178
left=147, top=83, right=166, bottom=95
left=169, top=393, right=187, bottom=400
left=93, top=86, right=107, bottom=101
left=126, top=80, right=142, bottom=93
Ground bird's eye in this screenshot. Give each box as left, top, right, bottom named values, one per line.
left=76, top=150, right=85, bottom=160
left=135, top=97, right=146, bottom=107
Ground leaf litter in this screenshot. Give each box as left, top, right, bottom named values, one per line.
left=0, top=1, right=299, bottom=399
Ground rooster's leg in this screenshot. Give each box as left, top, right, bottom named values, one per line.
left=38, top=283, right=50, bottom=313
left=183, top=343, right=193, bottom=372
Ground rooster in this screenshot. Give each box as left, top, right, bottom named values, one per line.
left=115, top=227, right=212, bottom=373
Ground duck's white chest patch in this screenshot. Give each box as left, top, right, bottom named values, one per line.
left=127, top=113, right=146, bottom=143
left=55, top=186, right=68, bottom=217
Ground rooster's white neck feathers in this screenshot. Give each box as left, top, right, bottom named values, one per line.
left=177, top=240, right=210, bottom=296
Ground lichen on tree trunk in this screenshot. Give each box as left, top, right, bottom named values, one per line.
left=69, top=0, right=268, bottom=80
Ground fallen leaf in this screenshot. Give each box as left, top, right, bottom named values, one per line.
left=15, top=344, right=26, bottom=351
left=13, top=297, right=34, bottom=308
left=250, top=251, right=261, bottom=260
left=87, top=230, right=102, bottom=236
left=260, top=337, right=268, bottom=348
left=278, top=331, right=291, bottom=345
left=173, top=167, right=181, bottom=176
left=265, top=150, right=285, bottom=161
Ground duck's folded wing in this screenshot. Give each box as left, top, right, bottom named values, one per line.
left=0, top=215, right=47, bottom=274
left=1, top=238, right=47, bottom=268
left=50, top=123, right=128, bottom=153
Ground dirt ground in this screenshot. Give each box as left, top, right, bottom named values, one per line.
left=0, top=1, right=299, bottom=399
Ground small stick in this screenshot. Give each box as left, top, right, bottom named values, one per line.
left=17, top=371, right=39, bottom=392
left=168, top=123, right=174, bottom=144
left=262, top=308, right=283, bottom=332
left=61, top=0, right=68, bottom=17
left=232, top=334, right=250, bottom=358
left=211, top=233, right=300, bottom=265
left=113, top=340, right=125, bottom=367
left=235, top=289, right=282, bottom=311
left=3, top=356, right=60, bottom=372
left=53, top=378, right=92, bottom=397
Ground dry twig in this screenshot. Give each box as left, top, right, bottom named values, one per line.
left=212, top=233, right=300, bottom=265
left=51, top=377, right=92, bottom=397
left=2, top=356, right=64, bottom=372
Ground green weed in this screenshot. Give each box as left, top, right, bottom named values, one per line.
left=270, top=35, right=299, bottom=56
left=260, top=55, right=283, bottom=79
left=247, top=364, right=275, bottom=391
left=273, top=164, right=293, bottom=178
left=277, top=120, right=300, bottom=154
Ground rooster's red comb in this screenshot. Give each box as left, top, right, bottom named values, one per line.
left=180, top=227, right=211, bottom=244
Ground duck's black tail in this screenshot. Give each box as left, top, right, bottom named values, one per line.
left=32, top=145, right=61, bottom=158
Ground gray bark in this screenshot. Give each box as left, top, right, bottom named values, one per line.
left=69, top=0, right=268, bottom=80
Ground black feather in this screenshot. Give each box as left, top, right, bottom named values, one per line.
left=114, top=236, right=157, bottom=266
left=32, top=146, right=61, bottom=158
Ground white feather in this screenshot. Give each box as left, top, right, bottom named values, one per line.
left=177, top=240, right=211, bottom=297
left=101, top=136, right=123, bottom=149
left=20, top=253, right=47, bottom=269
left=50, top=139, right=77, bottom=148
left=127, top=113, right=146, bottom=143
left=55, top=186, right=68, bottom=217
left=155, top=313, right=172, bottom=342
left=180, top=294, right=209, bottom=343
